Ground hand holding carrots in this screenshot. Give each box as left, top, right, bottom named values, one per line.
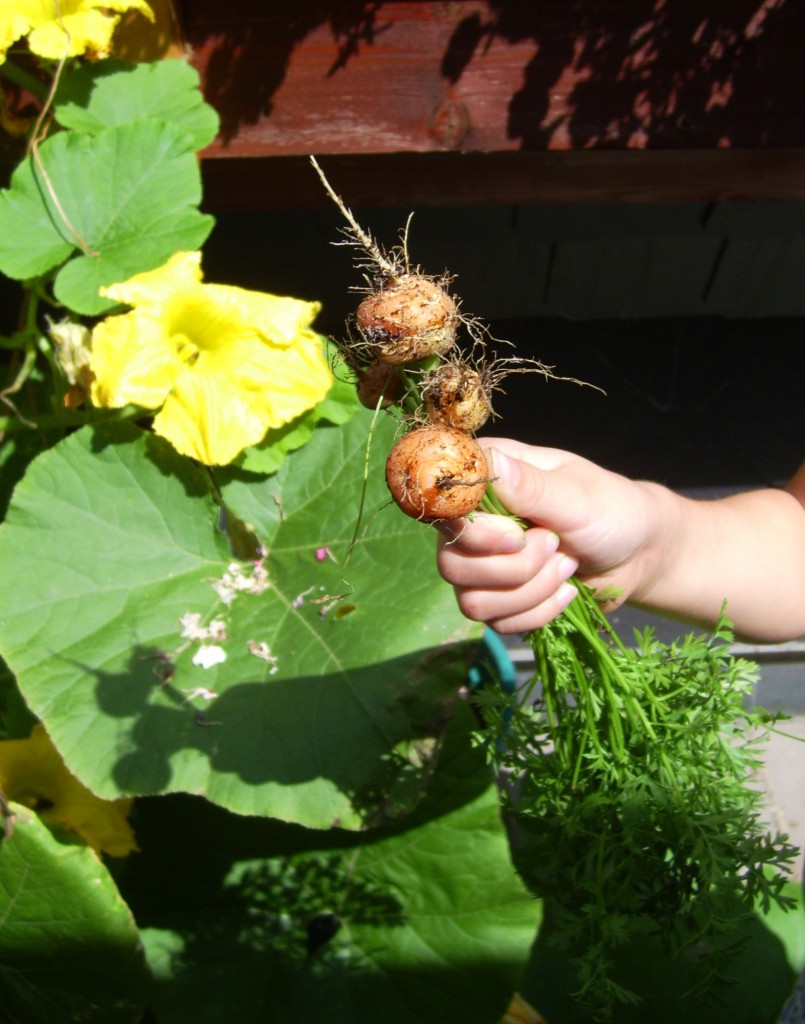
left=437, top=440, right=805, bottom=644
left=435, top=439, right=659, bottom=634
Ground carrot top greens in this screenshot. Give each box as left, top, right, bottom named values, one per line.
left=475, top=591, right=798, bottom=1018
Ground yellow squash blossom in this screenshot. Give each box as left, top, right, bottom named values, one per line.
left=90, top=251, right=332, bottom=465
left=0, top=0, right=154, bottom=62
left=0, top=723, right=138, bottom=857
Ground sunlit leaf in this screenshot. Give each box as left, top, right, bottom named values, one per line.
left=55, top=58, right=219, bottom=151
left=0, top=120, right=213, bottom=314
left=0, top=413, right=478, bottom=829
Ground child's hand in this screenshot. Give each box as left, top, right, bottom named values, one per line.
left=436, top=440, right=659, bottom=633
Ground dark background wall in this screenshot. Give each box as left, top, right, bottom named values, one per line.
left=200, top=199, right=805, bottom=490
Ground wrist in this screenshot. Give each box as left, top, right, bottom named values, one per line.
left=627, top=481, right=686, bottom=607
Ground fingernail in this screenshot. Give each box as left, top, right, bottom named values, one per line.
left=545, top=532, right=560, bottom=556
left=558, top=554, right=579, bottom=581
left=487, top=447, right=517, bottom=489
left=557, top=582, right=578, bottom=610
left=498, top=530, right=526, bottom=554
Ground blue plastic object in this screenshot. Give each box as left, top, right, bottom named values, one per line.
left=468, top=628, right=517, bottom=695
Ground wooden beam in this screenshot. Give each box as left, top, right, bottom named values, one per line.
left=201, top=149, right=805, bottom=211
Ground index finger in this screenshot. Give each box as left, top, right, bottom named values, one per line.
left=436, top=513, right=528, bottom=555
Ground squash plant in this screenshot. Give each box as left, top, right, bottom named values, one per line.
left=0, top=9, right=536, bottom=1022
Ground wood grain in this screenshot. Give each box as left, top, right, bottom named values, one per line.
left=181, top=1, right=805, bottom=205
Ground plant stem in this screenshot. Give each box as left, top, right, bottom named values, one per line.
left=479, top=479, right=663, bottom=784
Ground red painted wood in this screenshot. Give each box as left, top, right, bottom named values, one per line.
left=179, top=0, right=805, bottom=204
left=183, top=1, right=803, bottom=155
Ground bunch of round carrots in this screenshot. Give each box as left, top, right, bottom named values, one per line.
left=310, top=156, right=555, bottom=525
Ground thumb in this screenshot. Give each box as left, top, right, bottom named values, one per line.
left=485, top=446, right=558, bottom=527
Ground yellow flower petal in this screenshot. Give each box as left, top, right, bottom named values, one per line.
left=90, top=308, right=180, bottom=409
left=202, top=284, right=322, bottom=348
left=154, top=365, right=269, bottom=466
left=224, top=329, right=333, bottom=425
left=102, top=250, right=203, bottom=308
left=0, top=11, right=33, bottom=64
left=0, top=723, right=138, bottom=857
left=151, top=329, right=331, bottom=465
left=90, top=251, right=332, bottom=465
left=2, top=0, right=154, bottom=61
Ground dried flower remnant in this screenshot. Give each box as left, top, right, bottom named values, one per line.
left=211, top=558, right=269, bottom=606
left=48, top=318, right=94, bottom=407
left=176, top=612, right=231, bottom=670
left=179, top=611, right=207, bottom=640
left=151, top=649, right=176, bottom=685
left=182, top=686, right=219, bottom=703
left=248, top=639, right=279, bottom=673
left=179, top=611, right=228, bottom=642
left=292, top=585, right=315, bottom=608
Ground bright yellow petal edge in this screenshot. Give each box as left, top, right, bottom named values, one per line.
left=0, top=723, right=138, bottom=857
left=0, top=0, right=154, bottom=62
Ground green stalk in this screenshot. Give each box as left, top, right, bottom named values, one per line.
left=479, top=482, right=659, bottom=748
left=397, top=357, right=441, bottom=418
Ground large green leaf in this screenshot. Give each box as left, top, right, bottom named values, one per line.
left=120, top=708, right=540, bottom=1024
left=54, top=58, right=220, bottom=151
left=0, top=414, right=478, bottom=829
left=0, top=804, right=150, bottom=1024
left=0, top=120, right=213, bottom=313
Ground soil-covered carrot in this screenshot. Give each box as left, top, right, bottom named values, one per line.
left=385, top=425, right=488, bottom=521
left=355, top=273, right=457, bottom=365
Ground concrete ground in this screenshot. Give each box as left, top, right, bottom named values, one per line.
left=758, top=711, right=805, bottom=884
